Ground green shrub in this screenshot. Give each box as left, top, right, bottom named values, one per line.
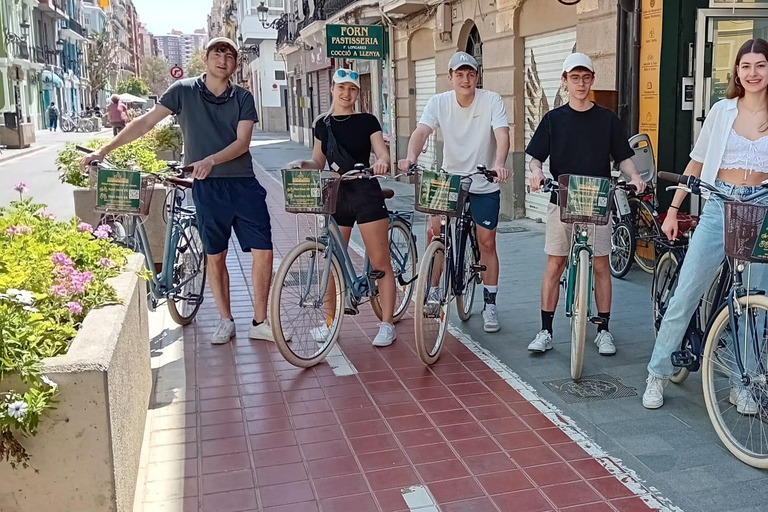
left=0, top=184, right=131, bottom=468
left=149, top=124, right=182, bottom=154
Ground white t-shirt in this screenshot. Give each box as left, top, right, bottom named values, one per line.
left=419, top=88, right=509, bottom=194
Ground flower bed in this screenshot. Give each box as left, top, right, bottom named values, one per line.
left=0, top=184, right=131, bottom=468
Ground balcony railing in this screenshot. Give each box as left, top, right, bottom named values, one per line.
left=68, top=18, right=85, bottom=37
left=9, top=40, right=31, bottom=60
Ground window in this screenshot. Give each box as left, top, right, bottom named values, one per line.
left=465, top=25, right=483, bottom=89
left=275, top=70, right=286, bottom=80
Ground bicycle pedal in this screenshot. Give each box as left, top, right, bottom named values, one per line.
left=344, top=307, right=358, bottom=315
left=367, top=270, right=386, bottom=280
left=590, top=316, right=607, bottom=325
left=671, top=349, right=697, bottom=369
left=471, top=264, right=486, bottom=273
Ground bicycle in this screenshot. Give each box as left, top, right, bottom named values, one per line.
left=659, top=170, right=768, bottom=468
left=81, top=148, right=207, bottom=325
left=60, top=113, right=76, bottom=133
left=541, top=175, right=635, bottom=380
left=269, top=165, right=418, bottom=368
left=412, top=165, right=497, bottom=365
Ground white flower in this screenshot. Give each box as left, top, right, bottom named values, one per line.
left=6, top=288, right=21, bottom=296
left=23, top=306, right=39, bottom=313
left=7, top=400, right=28, bottom=420
left=14, top=292, right=35, bottom=306
left=0, top=293, right=7, bottom=300
left=41, top=376, right=58, bottom=389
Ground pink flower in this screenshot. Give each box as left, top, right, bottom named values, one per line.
left=17, top=226, right=32, bottom=234
left=13, top=182, right=27, bottom=194
left=99, top=258, right=115, bottom=268
left=37, top=209, right=55, bottom=220
left=51, top=252, right=74, bottom=267
left=5, top=226, right=19, bottom=235
left=66, top=301, right=83, bottom=314
left=77, top=222, right=93, bottom=233
left=93, top=225, right=112, bottom=239
left=50, top=285, right=68, bottom=296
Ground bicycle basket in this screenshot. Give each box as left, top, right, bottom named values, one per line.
left=724, top=201, right=768, bottom=263
left=557, top=174, right=613, bottom=226
left=94, top=168, right=156, bottom=216
left=415, top=169, right=470, bottom=217
left=282, top=169, right=341, bottom=214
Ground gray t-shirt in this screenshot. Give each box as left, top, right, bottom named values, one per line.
left=159, top=76, right=258, bottom=178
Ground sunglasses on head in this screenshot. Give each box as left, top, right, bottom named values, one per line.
left=336, top=69, right=359, bottom=80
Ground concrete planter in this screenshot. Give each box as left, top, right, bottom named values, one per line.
left=155, top=148, right=180, bottom=162
left=73, top=185, right=169, bottom=267
left=0, top=254, right=151, bottom=512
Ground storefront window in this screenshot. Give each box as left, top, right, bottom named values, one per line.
left=465, top=25, right=483, bottom=89
left=711, top=0, right=768, bottom=6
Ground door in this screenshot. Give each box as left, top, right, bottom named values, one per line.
left=414, top=58, right=436, bottom=169
left=359, top=73, right=373, bottom=115
left=296, top=78, right=304, bottom=145
left=318, top=69, right=331, bottom=114
left=523, top=28, right=577, bottom=221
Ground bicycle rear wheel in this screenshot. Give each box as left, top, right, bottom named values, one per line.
left=269, top=240, right=344, bottom=368
left=631, top=198, right=659, bottom=274
left=570, top=249, right=590, bottom=380
left=414, top=241, right=450, bottom=365
left=609, top=216, right=635, bottom=279
left=702, top=294, right=768, bottom=468
left=456, top=230, right=479, bottom=322
left=371, top=218, right=417, bottom=323
left=167, top=223, right=207, bottom=325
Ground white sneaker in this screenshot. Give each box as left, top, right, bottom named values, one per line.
left=730, top=387, right=759, bottom=416
left=642, top=375, right=668, bottom=409
left=248, top=321, right=275, bottom=342
left=594, top=331, right=617, bottom=356
left=211, top=318, right=236, bottom=345
left=482, top=304, right=500, bottom=333
left=311, top=324, right=332, bottom=343
left=373, top=322, right=396, bottom=347
left=528, top=330, right=553, bottom=352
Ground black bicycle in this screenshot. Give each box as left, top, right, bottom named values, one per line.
left=413, top=165, right=496, bottom=365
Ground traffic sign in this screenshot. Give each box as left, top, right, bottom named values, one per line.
left=170, top=66, right=183, bottom=79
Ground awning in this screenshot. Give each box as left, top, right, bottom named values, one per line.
left=119, top=93, right=147, bottom=104
left=42, top=70, right=63, bottom=88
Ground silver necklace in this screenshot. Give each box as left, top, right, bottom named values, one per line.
left=741, top=101, right=767, bottom=115
left=333, top=114, right=353, bottom=122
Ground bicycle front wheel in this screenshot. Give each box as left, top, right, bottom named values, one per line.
left=570, top=249, right=590, bottom=380
left=609, top=217, right=635, bottom=279
left=456, top=229, right=479, bottom=322
left=414, top=240, right=450, bottom=365
left=702, top=294, right=768, bottom=468
left=269, top=240, right=344, bottom=368
left=371, top=218, right=418, bottom=323
left=167, top=223, right=207, bottom=325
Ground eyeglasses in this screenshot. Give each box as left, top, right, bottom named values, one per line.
left=567, top=74, right=594, bottom=84
left=336, top=69, right=359, bottom=80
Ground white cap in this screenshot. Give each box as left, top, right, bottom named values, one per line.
left=562, top=53, right=594, bottom=73
left=206, top=37, right=239, bottom=55
left=449, top=51, right=478, bottom=72
left=333, top=69, right=360, bottom=88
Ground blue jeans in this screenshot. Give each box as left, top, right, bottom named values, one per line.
left=647, top=179, right=768, bottom=380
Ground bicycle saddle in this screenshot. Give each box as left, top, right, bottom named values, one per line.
left=382, top=188, right=395, bottom=200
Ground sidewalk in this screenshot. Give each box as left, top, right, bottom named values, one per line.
left=0, top=127, right=111, bottom=164
left=134, top=132, right=674, bottom=512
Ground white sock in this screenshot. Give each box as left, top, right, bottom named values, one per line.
left=485, top=285, right=498, bottom=293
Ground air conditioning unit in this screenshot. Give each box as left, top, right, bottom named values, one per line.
left=436, top=3, right=452, bottom=35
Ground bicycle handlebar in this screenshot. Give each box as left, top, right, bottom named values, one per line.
left=658, top=170, right=768, bottom=202
left=539, top=178, right=636, bottom=193
left=410, top=164, right=498, bottom=183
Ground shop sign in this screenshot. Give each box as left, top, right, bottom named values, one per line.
left=326, top=24, right=386, bottom=60
left=638, top=0, right=663, bottom=160
left=96, top=170, right=142, bottom=212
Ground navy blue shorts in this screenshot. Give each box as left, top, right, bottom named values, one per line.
left=192, top=177, right=272, bottom=254
left=469, top=191, right=501, bottom=231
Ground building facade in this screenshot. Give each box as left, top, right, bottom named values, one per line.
left=156, top=34, right=182, bottom=67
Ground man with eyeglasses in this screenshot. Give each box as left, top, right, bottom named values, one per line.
left=398, top=51, right=510, bottom=334
left=525, top=53, right=645, bottom=356
left=81, top=37, right=275, bottom=345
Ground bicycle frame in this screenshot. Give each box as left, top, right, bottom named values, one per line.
left=564, top=225, right=595, bottom=318
left=431, top=199, right=478, bottom=304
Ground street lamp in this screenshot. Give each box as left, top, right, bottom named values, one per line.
left=257, top=2, right=269, bottom=25
left=20, top=20, right=30, bottom=39
left=55, top=38, right=65, bottom=52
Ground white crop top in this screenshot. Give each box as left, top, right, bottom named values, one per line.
left=720, top=129, right=768, bottom=174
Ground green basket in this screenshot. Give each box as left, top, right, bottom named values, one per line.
left=558, top=174, right=612, bottom=226
left=282, top=169, right=341, bottom=214
left=415, top=169, right=471, bottom=217
left=95, top=168, right=156, bottom=216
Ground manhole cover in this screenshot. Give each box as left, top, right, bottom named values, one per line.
left=543, top=373, right=637, bottom=404
left=497, top=226, right=528, bottom=234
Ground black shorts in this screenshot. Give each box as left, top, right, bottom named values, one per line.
left=332, top=179, right=389, bottom=227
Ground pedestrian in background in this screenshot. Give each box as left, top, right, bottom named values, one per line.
left=106, top=94, right=128, bottom=136
left=47, top=101, right=59, bottom=132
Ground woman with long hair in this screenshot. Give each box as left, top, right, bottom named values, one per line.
left=644, top=39, right=768, bottom=412
left=286, top=69, right=397, bottom=347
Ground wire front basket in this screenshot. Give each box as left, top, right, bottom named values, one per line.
left=415, top=170, right=471, bottom=217
left=94, top=169, right=156, bottom=216
left=282, top=169, right=341, bottom=215
left=557, top=174, right=613, bottom=226
left=724, top=201, right=768, bottom=263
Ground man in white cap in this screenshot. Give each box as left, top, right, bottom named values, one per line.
left=398, top=51, right=510, bottom=334
left=82, top=37, right=276, bottom=345
left=525, top=52, right=645, bottom=356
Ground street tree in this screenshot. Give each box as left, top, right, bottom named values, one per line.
left=85, top=30, right=118, bottom=107
left=141, top=55, right=171, bottom=96
left=117, top=76, right=151, bottom=96
left=186, top=50, right=206, bottom=78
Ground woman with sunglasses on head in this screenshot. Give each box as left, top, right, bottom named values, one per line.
left=643, top=39, right=768, bottom=412
left=286, top=69, right=397, bottom=347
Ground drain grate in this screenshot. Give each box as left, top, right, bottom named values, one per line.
left=497, top=226, right=528, bottom=234
left=543, top=373, right=637, bottom=404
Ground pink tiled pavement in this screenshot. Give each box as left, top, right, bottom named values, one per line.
left=140, top=170, right=660, bottom=511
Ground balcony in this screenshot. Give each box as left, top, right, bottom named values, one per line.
left=381, top=0, right=428, bottom=15
left=8, top=40, right=31, bottom=61
left=240, top=14, right=278, bottom=45
left=38, top=0, right=68, bottom=20
left=323, top=0, right=359, bottom=17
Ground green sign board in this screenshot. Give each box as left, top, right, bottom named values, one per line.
left=96, top=169, right=142, bottom=212
left=565, top=175, right=611, bottom=217
left=751, top=215, right=768, bottom=261
left=326, top=24, right=386, bottom=60
left=418, top=170, right=464, bottom=213
left=283, top=170, right=322, bottom=208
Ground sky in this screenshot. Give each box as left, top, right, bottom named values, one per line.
left=130, top=0, right=211, bottom=36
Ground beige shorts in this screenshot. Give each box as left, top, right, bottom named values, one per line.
left=544, top=203, right=612, bottom=257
